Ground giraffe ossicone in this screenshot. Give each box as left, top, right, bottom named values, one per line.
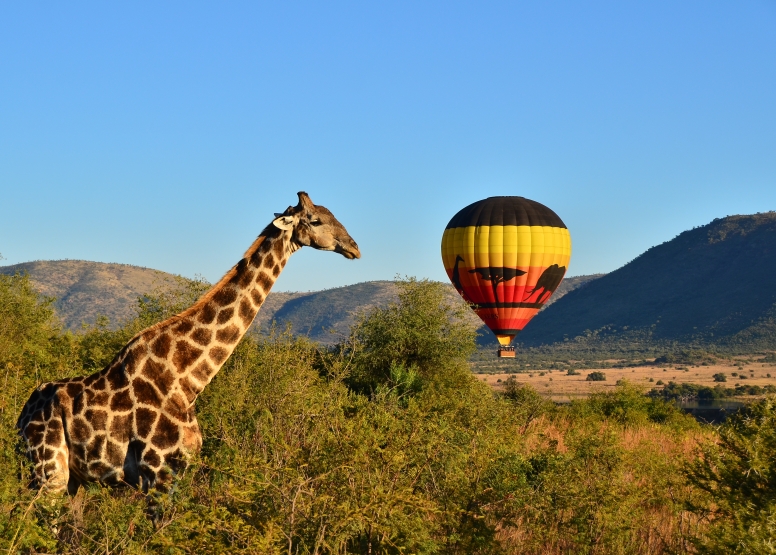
left=16, top=192, right=360, bottom=494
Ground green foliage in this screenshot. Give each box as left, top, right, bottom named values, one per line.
left=345, top=277, right=478, bottom=393
left=687, top=396, right=776, bottom=553
left=652, top=381, right=776, bottom=401
left=571, top=382, right=691, bottom=427
left=0, top=273, right=58, bottom=370
left=712, top=373, right=727, bottom=382
left=586, top=371, right=606, bottom=381
left=0, top=272, right=765, bottom=553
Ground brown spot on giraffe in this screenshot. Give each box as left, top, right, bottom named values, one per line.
left=216, top=307, right=234, bottom=324
left=191, top=327, right=212, bottom=346
left=142, top=449, right=161, bottom=467
left=136, top=407, right=158, bottom=439
left=213, top=286, right=237, bottom=306
left=191, top=361, right=213, bottom=383
left=110, top=389, right=133, bottom=412
left=110, top=413, right=133, bottom=442
left=197, top=303, right=217, bottom=324
left=16, top=192, right=359, bottom=494
left=250, top=288, right=264, bottom=306
left=151, top=334, right=172, bottom=358
left=179, top=377, right=200, bottom=404
left=216, top=325, right=241, bottom=344
left=132, top=378, right=162, bottom=407
left=174, top=319, right=195, bottom=334
left=85, top=409, right=108, bottom=431
left=239, top=298, right=256, bottom=327
left=209, top=346, right=229, bottom=365
left=256, top=271, right=272, bottom=292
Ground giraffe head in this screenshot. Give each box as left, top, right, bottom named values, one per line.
left=273, top=192, right=361, bottom=259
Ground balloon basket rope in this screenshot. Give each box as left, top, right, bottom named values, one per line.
left=497, top=345, right=516, bottom=358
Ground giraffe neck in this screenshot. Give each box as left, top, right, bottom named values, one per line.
left=144, top=226, right=297, bottom=404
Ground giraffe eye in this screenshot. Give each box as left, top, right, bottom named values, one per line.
left=310, top=219, right=323, bottom=227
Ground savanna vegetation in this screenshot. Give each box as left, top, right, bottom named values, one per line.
left=2, top=272, right=776, bottom=553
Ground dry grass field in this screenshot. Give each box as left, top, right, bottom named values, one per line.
left=477, top=358, right=776, bottom=401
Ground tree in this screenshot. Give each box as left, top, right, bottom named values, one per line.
left=345, top=277, right=478, bottom=393
left=687, top=396, right=776, bottom=553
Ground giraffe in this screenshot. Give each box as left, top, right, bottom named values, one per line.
left=16, top=192, right=360, bottom=494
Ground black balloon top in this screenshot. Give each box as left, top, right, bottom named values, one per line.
left=445, top=196, right=566, bottom=229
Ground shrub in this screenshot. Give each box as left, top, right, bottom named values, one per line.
left=567, top=368, right=580, bottom=375
left=586, top=371, right=606, bottom=381
left=713, top=373, right=727, bottom=382
left=687, top=396, right=776, bottom=553
left=345, top=277, right=477, bottom=393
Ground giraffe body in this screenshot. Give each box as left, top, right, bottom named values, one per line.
left=16, top=192, right=360, bottom=493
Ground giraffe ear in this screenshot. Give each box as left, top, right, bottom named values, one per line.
left=272, top=215, right=295, bottom=230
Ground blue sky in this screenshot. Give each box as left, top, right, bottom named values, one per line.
left=1, top=2, right=774, bottom=292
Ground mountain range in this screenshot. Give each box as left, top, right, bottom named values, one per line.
left=517, top=212, right=776, bottom=350
left=0, top=260, right=598, bottom=344
left=4, top=212, right=774, bottom=351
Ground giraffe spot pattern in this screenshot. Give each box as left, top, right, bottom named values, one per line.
left=239, top=299, right=256, bottom=327
left=14, top=221, right=314, bottom=494
left=163, top=393, right=188, bottom=422
left=237, top=268, right=255, bottom=288
left=87, top=434, right=106, bottom=460
left=174, top=319, right=195, bottom=334
left=107, top=368, right=129, bottom=390
left=142, top=449, right=161, bottom=467
left=109, top=413, right=133, bottom=442
left=136, top=407, right=158, bottom=439
left=197, top=303, right=217, bottom=324
left=132, top=378, right=162, bottom=407
left=45, top=427, right=62, bottom=446
left=151, top=414, right=180, bottom=450
left=216, top=307, right=234, bottom=324
left=216, top=325, right=241, bottom=344
left=250, top=289, right=264, bottom=306
left=179, top=377, right=200, bottom=403
left=110, top=389, right=133, bottom=412
left=191, top=361, right=212, bottom=383
left=71, top=417, right=90, bottom=443
left=213, top=286, right=237, bottom=306
left=152, top=334, right=172, bottom=358
left=191, top=327, right=212, bottom=346
left=209, top=346, right=228, bottom=365
left=66, top=382, right=84, bottom=398
left=257, top=271, right=272, bottom=291
left=84, top=409, right=108, bottom=431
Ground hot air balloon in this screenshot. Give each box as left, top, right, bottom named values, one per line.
left=441, top=196, right=571, bottom=357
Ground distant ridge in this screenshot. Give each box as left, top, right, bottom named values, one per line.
left=0, top=260, right=177, bottom=329
left=0, top=259, right=602, bottom=344
left=518, top=212, right=776, bottom=350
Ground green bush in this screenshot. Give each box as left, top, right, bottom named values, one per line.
left=586, top=371, right=606, bottom=381
left=687, top=396, right=776, bottom=553
left=712, top=373, right=727, bottom=382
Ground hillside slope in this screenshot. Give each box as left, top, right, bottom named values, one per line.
left=518, top=212, right=776, bottom=349
left=0, top=260, right=177, bottom=329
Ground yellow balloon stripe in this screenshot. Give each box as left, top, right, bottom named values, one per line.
left=441, top=225, right=572, bottom=270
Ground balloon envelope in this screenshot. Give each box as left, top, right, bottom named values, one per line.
left=441, top=196, right=572, bottom=346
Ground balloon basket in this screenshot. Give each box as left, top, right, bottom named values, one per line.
left=497, top=345, right=516, bottom=358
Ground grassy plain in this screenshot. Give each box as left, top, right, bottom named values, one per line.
left=476, top=358, right=776, bottom=400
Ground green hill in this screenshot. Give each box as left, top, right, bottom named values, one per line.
left=518, top=212, right=776, bottom=350
left=0, top=260, right=177, bottom=329
left=0, top=260, right=602, bottom=344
